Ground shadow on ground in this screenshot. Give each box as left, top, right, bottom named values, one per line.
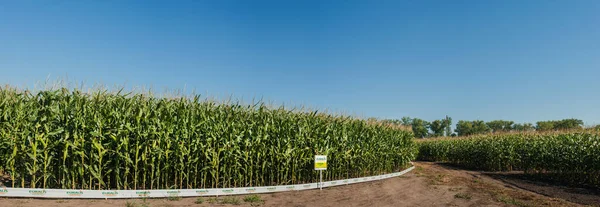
left=434, top=162, right=600, bottom=206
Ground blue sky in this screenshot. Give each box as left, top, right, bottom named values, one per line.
left=1, top=1, right=599, bottom=125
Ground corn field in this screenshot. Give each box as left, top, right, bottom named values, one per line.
left=417, top=133, right=600, bottom=187
left=0, top=86, right=416, bottom=190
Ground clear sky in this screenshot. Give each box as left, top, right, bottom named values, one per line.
left=1, top=1, right=599, bottom=125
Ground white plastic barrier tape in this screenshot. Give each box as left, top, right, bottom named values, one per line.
left=0, top=166, right=414, bottom=199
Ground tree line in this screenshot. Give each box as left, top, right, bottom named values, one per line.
left=383, top=117, right=586, bottom=138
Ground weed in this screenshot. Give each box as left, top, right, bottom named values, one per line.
left=221, top=197, right=241, bottom=205
left=125, top=201, right=137, bottom=207
left=434, top=174, right=450, bottom=183
left=454, top=193, right=472, bottom=200
left=243, top=195, right=263, bottom=203
left=195, top=197, right=204, bottom=204
left=207, top=197, right=217, bottom=204
left=448, top=187, right=462, bottom=192
left=167, top=195, right=181, bottom=201
left=496, top=195, right=529, bottom=207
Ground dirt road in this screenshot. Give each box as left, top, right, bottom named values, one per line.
left=2, top=162, right=597, bottom=207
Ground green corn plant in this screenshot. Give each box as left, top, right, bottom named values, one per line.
left=0, top=85, right=416, bottom=190
left=417, top=132, right=600, bottom=188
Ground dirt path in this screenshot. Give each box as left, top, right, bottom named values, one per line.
left=1, top=162, right=596, bottom=207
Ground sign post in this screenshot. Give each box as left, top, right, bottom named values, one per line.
left=314, top=155, right=327, bottom=190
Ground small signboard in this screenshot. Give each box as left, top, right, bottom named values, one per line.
left=314, top=155, right=327, bottom=170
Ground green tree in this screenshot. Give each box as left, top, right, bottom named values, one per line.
left=412, top=118, right=430, bottom=138
left=455, top=120, right=473, bottom=136
left=536, top=121, right=555, bottom=131
left=382, top=119, right=402, bottom=126
left=523, top=123, right=534, bottom=131
left=428, top=116, right=452, bottom=137
left=401, top=117, right=413, bottom=126
left=536, top=119, right=583, bottom=131
left=486, top=120, right=514, bottom=133
left=429, top=120, right=445, bottom=137
left=443, top=116, right=452, bottom=136
left=472, top=120, right=490, bottom=134
left=554, top=119, right=583, bottom=130
left=513, top=123, right=534, bottom=131
left=455, top=120, right=490, bottom=136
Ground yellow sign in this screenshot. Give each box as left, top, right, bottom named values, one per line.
left=314, top=155, right=327, bottom=170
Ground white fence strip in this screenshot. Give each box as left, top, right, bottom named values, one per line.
left=0, top=166, right=414, bottom=199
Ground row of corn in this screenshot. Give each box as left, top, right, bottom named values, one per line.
left=417, top=133, right=600, bottom=187
left=0, top=86, right=416, bottom=190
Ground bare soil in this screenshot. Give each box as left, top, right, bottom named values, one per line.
left=1, top=162, right=597, bottom=207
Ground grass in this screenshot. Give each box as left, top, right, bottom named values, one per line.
left=496, top=195, right=529, bottom=207
left=166, top=195, right=181, bottom=201
left=125, top=201, right=137, bottom=207
left=454, top=192, right=472, bottom=200
left=243, top=195, right=263, bottom=203
left=194, top=197, right=204, bottom=204
left=204, top=197, right=241, bottom=205
left=207, top=197, right=217, bottom=204
left=124, top=200, right=149, bottom=207
left=221, top=197, right=241, bottom=205
left=435, top=174, right=449, bottom=183
left=414, top=166, right=425, bottom=177
left=426, top=173, right=450, bottom=185
left=448, top=187, right=462, bottom=192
